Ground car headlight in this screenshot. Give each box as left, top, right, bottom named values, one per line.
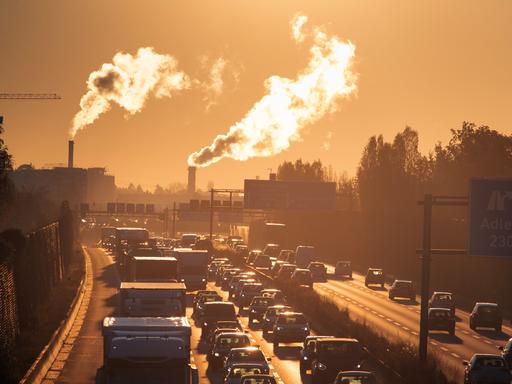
left=214, top=352, right=219, bottom=357
left=251, top=309, right=256, bottom=313
left=317, top=362, right=327, bottom=371
left=303, top=356, right=308, bottom=360
left=276, top=326, right=283, bottom=331
left=204, top=322, right=208, bottom=327
left=202, top=278, right=206, bottom=282
left=303, top=327, right=309, bottom=331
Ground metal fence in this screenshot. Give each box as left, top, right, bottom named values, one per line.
left=0, top=206, right=74, bottom=358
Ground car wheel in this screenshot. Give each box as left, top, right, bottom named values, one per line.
left=299, top=361, right=306, bottom=374
left=389, top=295, right=394, bottom=300
left=273, top=340, right=279, bottom=349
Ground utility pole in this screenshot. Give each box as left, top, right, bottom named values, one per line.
left=209, top=189, right=215, bottom=240
left=419, top=194, right=432, bottom=362
left=172, top=201, right=176, bottom=238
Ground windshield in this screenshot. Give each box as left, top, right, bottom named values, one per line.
left=252, top=298, right=272, bottom=306
left=231, top=367, right=263, bottom=377
left=473, top=356, right=506, bottom=368
left=337, top=376, right=375, bottom=384
left=318, top=341, right=362, bottom=357
left=204, top=304, right=236, bottom=318
left=230, top=349, right=264, bottom=362
left=244, top=285, right=262, bottom=292
left=277, top=315, right=306, bottom=324
left=434, top=294, right=452, bottom=301
left=217, top=335, right=250, bottom=348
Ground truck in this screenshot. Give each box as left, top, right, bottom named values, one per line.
left=173, top=249, right=209, bottom=290
left=295, top=245, right=315, bottom=268
left=102, top=316, right=198, bottom=384
left=114, top=228, right=150, bottom=275
left=130, top=256, right=178, bottom=282
left=248, top=221, right=287, bottom=250
left=119, top=282, right=186, bottom=317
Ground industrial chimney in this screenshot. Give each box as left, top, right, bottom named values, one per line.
left=68, top=140, right=74, bottom=168
left=188, top=166, right=196, bottom=193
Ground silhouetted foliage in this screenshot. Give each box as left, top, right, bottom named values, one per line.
left=0, top=125, right=14, bottom=215
left=277, top=159, right=326, bottom=182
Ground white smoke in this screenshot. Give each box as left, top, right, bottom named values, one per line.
left=188, top=14, right=357, bottom=167
left=203, top=56, right=227, bottom=110
left=70, top=47, right=190, bottom=138
left=291, top=13, right=308, bottom=43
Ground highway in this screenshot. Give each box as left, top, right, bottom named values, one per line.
left=52, top=247, right=312, bottom=384
left=314, top=267, right=512, bottom=380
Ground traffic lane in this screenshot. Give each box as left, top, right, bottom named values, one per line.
left=326, top=275, right=511, bottom=353
left=209, top=282, right=305, bottom=384
left=317, top=279, right=505, bottom=380
left=187, top=306, right=214, bottom=384
left=57, top=247, right=119, bottom=384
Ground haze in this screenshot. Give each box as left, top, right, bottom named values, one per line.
left=1, top=0, right=511, bottom=189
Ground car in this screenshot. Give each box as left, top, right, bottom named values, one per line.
left=308, top=262, right=327, bottom=282
left=335, top=261, right=352, bottom=279
left=470, top=303, right=502, bottom=332
left=193, top=290, right=218, bottom=306
left=229, top=273, right=257, bottom=294
left=364, top=268, right=384, bottom=288
left=231, top=278, right=259, bottom=301
left=237, top=283, right=264, bottom=309
left=270, top=261, right=287, bottom=277
left=253, top=255, right=272, bottom=271
left=262, top=305, right=292, bottom=335
left=224, top=363, right=269, bottom=384
left=221, top=269, right=242, bottom=290
left=208, top=332, right=251, bottom=371
left=388, top=280, right=415, bottom=301
left=262, top=244, right=281, bottom=259
left=260, top=289, right=287, bottom=305
left=300, top=335, right=334, bottom=374
left=310, top=338, right=365, bottom=384
left=273, top=312, right=310, bottom=348
left=240, top=374, right=277, bottom=384
left=290, top=269, right=314, bottom=288
left=207, top=323, right=244, bottom=347
left=248, top=296, right=275, bottom=325
left=224, top=346, right=269, bottom=372
left=498, top=338, right=512, bottom=368
left=428, top=292, right=455, bottom=316
left=227, top=235, right=243, bottom=247
left=247, top=250, right=262, bottom=265
left=275, top=263, right=296, bottom=281
left=428, top=308, right=456, bottom=335
left=193, top=293, right=223, bottom=319
left=201, top=302, right=238, bottom=338
left=235, top=244, right=249, bottom=258
left=334, top=371, right=377, bottom=384
left=277, top=249, right=293, bottom=261
left=295, top=245, right=315, bottom=268
left=208, top=260, right=229, bottom=279
left=216, top=264, right=235, bottom=285
left=463, top=354, right=512, bottom=384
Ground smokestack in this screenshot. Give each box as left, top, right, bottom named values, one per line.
left=68, top=140, right=74, bottom=168
left=188, top=166, right=196, bottom=193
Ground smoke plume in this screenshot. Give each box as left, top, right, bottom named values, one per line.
left=188, top=14, right=357, bottom=167
left=70, top=47, right=190, bottom=138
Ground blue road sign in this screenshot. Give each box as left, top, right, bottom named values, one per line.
left=469, top=178, right=512, bottom=257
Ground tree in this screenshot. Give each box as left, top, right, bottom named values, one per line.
left=0, top=124, right=13, bottom=216
left=154, top=184, right=165, bottom=194
left=277, top=159, right=326, bottom=182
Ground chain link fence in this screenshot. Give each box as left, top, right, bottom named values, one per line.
left=0, top=203, right=75, bottom=371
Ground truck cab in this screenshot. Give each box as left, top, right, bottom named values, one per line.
left=119, top=282, right=186, bottom=317
left=102, top=316, right=198, bottom=384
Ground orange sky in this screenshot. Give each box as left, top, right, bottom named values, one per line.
left=1, top=1, right=511, bottom=189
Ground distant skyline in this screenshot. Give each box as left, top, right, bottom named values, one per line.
left=1, top=1, right=511, bottom=189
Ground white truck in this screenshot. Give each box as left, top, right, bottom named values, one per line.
left=173, top=249, right=209, bottom=290
left=119, top=282, right=187, bottom=317
left=102, top=316, right=198, bottom=384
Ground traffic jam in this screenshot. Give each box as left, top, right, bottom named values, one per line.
left=100, top=225, right=512, bottom=384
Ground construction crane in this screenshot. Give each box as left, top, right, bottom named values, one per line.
left=0, top=93, right=62, bottom=100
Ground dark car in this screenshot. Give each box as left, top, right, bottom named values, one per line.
left=207, top=331, right=251, bottom=371
left=247, top=250, right=262, bottom=265
left=262, top=305, right=292, bottom=334
left=215, top=264, right=234, bottom=285
left=470, top=303, right=502, bottom=332
left=273, top=312, right=310, bottom=348
left=207, top=323, right=244, bottom=347
left=201, top=302, right=238, bottom=338
left=240, top=374, right=277, bottom=384
left=224, top=364, right=269, bottom=384
left=260, top=289, right=287, bottom=305
left=291, top=269, right=314, bottom=288
left=388, top=280, right=415, bottom=301
left=300, top=335, right=334, bottom=374
left=428, top=308, right=456, bottom=335
left=364, top=268, right=384, bottom=288
left=463, top=354, right=512, bottom=384
left=194, top=290, right=218, bottom=306
left=253, top=255, right=272, bottom=271
left=237, top=283, right=264, bottom=309
left=193, top=293, right=223, bottom=319
left=221, top=269, right=242, bottom=290
left=270, top=261, right=286, bottom=277
left=498, top=338, right=512, bottom=368
left=335, top=371, right=377, bottom=384
left=278, top=249, right=293, bottom=261
left=231, top=278, right=258, bottom=301
left=276, top=263, right=296, bottom=281
left=248, top=296, right=275, bottom=325
left=335, top=261, right=352, bottom=279
left=262, top=244, right=281, bottom=259
left=428, top=292, right=455, bottom=316
left=308, top=262, right=327, bottom=282
left=310, top=338, right=365, bottom=384
left=224, top=346, right=269, bottom=372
